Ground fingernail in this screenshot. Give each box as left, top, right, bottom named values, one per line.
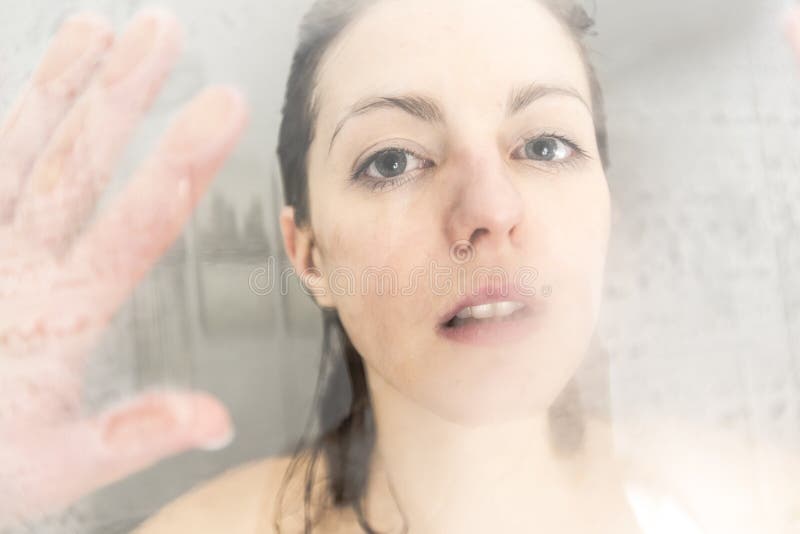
left=36, top=13, right=112, bottom=86
left=162, top=86, right=246, bottom=162
left=101, top=9, right=171, bottom=88
left=198, top=427, right=236, bottom=451
left=169, top=394, right=235, bottom=451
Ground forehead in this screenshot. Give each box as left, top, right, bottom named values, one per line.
left=312, top=0, right=591, bottom=130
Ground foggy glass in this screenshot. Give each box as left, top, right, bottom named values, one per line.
left=0, top=0, right=798, bottom=532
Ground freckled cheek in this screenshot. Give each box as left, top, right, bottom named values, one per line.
left=327, top=236, right=431, bottom=364
left=322, top=227, right=388, bottom=306
left=337, top=281, right=423, bottom=378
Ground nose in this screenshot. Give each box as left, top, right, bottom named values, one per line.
left=444, top=145, right=525, bottom=258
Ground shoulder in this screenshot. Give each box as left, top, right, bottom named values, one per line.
left=132, top=454, right=295, bottom=534
left=609, top=415, right=800, bottom=533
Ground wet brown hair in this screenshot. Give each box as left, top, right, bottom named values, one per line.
left=274, top=1, right=611, bottom=532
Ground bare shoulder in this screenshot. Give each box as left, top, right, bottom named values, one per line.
left=605, top=415, right=800, bottom=532
left=132, top=454, right=294, bottom=534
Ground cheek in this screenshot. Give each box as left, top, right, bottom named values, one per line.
left=549, top=174, right=610, bottom=333
left=321, top=217, right=430, bottom=364
left=576, top=176, right=611, bottom=303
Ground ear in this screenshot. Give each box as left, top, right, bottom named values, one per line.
left=279, top=205, right=334, bottom=308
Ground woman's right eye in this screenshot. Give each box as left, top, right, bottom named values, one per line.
left=352, top=148, right=433, bottom=188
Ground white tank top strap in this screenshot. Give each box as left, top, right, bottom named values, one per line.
left=623, top=481, right=707, bottom=534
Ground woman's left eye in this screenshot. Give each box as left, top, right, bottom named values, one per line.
left=512, top=135, right=584, bottom=164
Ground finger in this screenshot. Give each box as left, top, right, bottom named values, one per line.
left=787, top=6, right=800, bottom=62
left=12, top=7, right=184, bottom=255
left=1, top=389, right=233, bottom=524
left=62, top=86, right=248, bottom=328
left=0, top=13, right=113, bottom=223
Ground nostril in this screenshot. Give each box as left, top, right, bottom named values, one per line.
left=469, top=228, right=488, bottom=242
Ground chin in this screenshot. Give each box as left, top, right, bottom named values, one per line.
left=419, top=390, right=559, bottom=428
left=412, top=353, right=582, bottom=428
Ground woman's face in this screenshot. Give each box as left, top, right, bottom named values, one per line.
left=300, top=0, right=610, bottom=425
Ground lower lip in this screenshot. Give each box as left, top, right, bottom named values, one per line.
left=436, top=304, right=546, bottom=347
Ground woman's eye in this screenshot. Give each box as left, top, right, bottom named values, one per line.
left=522, top=136, right=571, bottom=161
left=358, top=149, right=430, bottom=180
left=513, top=135, right=582, bottom=164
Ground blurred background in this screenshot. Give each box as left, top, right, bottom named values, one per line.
left=0, top=0, right=798, bottom=532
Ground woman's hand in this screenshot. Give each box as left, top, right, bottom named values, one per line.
left=0, top=8, right=247, bottom=526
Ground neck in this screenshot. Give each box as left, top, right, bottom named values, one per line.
left=361, top=367, right=595, bottom=534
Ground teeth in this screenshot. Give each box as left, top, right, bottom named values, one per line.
left=494, top=301, right=525, bottom=316
left=453, top=301, right=525, bottom=321
left=471, top=303, right=495, bottom=319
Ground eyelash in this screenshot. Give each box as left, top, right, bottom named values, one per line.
left=350, top=132, right=589, bottom=192
left=514, top=131, right=590, bottom=170
left=350, top=147, right=432, bottom=192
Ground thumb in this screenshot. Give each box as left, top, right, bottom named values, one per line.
left=93, top=389, right=235, bottom=479
left=0, top=390, right=234, bottom=527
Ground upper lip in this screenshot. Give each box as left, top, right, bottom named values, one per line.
left=437, top=281, right=541, bottom=326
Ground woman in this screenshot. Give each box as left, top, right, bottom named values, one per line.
left=1, top=1, right=799, bottom=533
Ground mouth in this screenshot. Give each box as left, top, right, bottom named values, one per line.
left=437, top=299, right=544, bottom=346
left=441, top=300, right=528, bottom=327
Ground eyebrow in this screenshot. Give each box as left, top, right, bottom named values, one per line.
left=327, top=82, right=591, bottom=155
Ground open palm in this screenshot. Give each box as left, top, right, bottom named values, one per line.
left=0, top=8, right=245, bottom=526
